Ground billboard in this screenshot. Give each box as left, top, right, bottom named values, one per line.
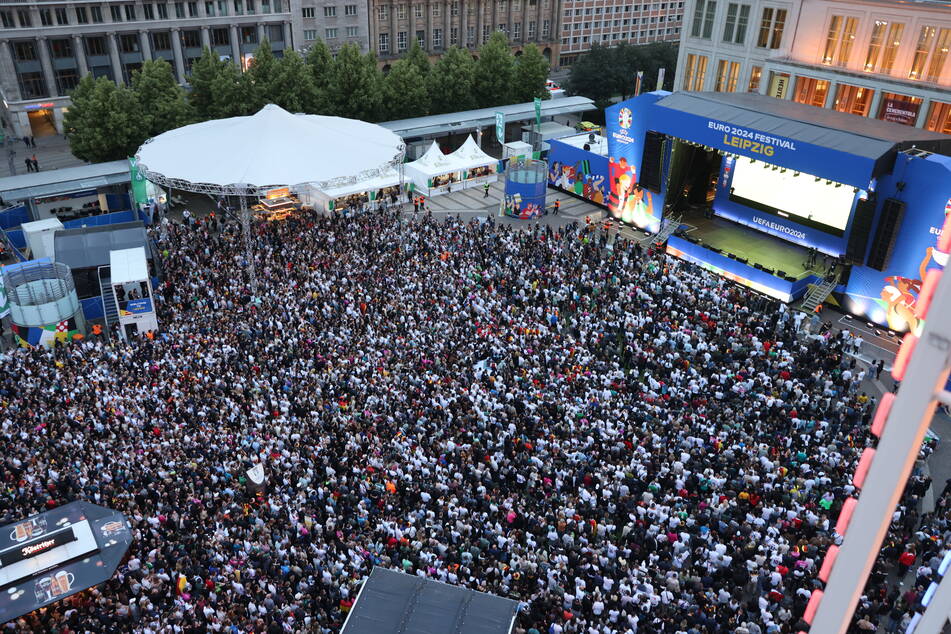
left=547, top=140, right=609, bottom=208
left=844, top=152, right=951, bottom=332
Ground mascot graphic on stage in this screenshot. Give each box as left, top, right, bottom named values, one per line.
left=609, top=157, right=655, bottom=229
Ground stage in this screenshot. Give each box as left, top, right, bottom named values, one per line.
left=677, top=212, right=821, bottom=281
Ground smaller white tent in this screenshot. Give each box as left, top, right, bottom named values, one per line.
left=404, top=137, right=498, bottom=196
left=301, top=167, right=408, bottom=211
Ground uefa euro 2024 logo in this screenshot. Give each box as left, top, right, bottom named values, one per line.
left=618, top=108, right=633, bottom=130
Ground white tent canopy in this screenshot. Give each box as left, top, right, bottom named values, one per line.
left=447, top=136, right=497, bottom=171
left=404, top=141, right=455, bottom=178
left=135, top=104, right=405, bottom=193
left=318, top=167, right=407, bottom=200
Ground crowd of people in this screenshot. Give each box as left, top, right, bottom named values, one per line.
left=0, top=206, right=940, bottom=633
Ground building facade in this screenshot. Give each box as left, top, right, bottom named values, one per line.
left=0, top=0, right=299, bottom=138
left=558, top=0, right=684, bottom=67
left=367, top=0, right=562, bottom=68
left=293, top=0, right=370, bottom=53
left=674, top=0, right=951, bottom=133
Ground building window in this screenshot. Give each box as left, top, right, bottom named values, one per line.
left=15, top=9, right=31, bottom=27
left=496, top=0, right=505, bottom=10
left=792, top=76, right=829, bottom=107
left=85, top=36, right=108, bottom=56
left=302, top=7, right=315, bottom=17
left=247, top=0, right=256, bottom=15
left=54, top=7, right=69, bottom=24
left=879, top=22, right=904, bottom=74
left=925, top=100, right=951, bottom=135
left=451, top=2, right=459, bottom=16
left=450, top=26, right=458, bottom=44
left=175, top=2, right=186, bottom=17
left=543, top=19, right=550, bottom=37
left=877, top=92, right=922, bottom=125
left=324, top=6, right=336, bottom=17
left=345, top=4, right=357, bottom=15
left=217, top=0, right=228, bottom=17
left=0, top=9, right=14, bottom=28
left=182, top=29, right=200, bottom=47
left=433, top=27, right=442, bottom=48
left=414, top=4, right=422, bottom=17
left=714, top=59, right=740, bottom=91
left=18, top=71, right=48, bottom=99
left=211, top=28, right=228, bottom=45
left=397, top=30, right=407, bottom=50
left=77, top=7, right=92, bottom=24
left=513, top=22, right=520, bottom=39
left=124, top=4, right=136, bottom=20
left=467, top=25, right=475, bottom=44
left=691, top=0, right=716, bottom=39
left=40, top=8, right=53, bottom=26
left=432, top=4, right=439, bottom=17
left=379, top=32, right=390, bottom=53
left=111, top=5, right=123, bottom=21
left=304, top=29, right=317, bottom=40
left=326, top=27, right=338, bottom=38
left=722, top=3, right=749, bottom=44
left=158, top=3, right=169, bottom=18
left=378, top=5, right=387, bottom=20
left=12, top=40, right=37, bottom=61
left=54, top=68, right=79, bottom=94
left=747, top=65, right=761, bottom=91
left=119, top=33, right=140, bottom=53
left=498, top=23, right=506, bottom=33
left=50, top=38, right=73, bottom=58
left=205, top=1, right=216, bottom=16
left=528, top=20, right=536, bottom=38
left=346, top=25, right=358, bottom=36
left=417, top=29, right=425, bottom=45
left=909, top=26, right=951, bottom=82
left=397, top=4, right=406, bottom=19
left=683, top=52, right=707, bottom=90
left=831, top=83, right=871, bottom=116
left=483, top=24, right=490, bottom=42
left=756, top=7, right=785, bottom=49
left=821, top=15, right=858, bottom=66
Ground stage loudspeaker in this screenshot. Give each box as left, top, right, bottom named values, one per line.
left=640, top=131, right=665, bottom=193
left=776, top=270, right=787, bottom=278
left=845, top=197, right=877, bottom=265
left=866, top=198, right=906, bottom=271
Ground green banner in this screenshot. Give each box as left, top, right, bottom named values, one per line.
left=129, top=157, right=149, bottom=208
left=495, top=112, right=505, bottom=144
left=534, top=97, right=542, bottom=126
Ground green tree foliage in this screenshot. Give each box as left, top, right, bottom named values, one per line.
left=327, top=43, right=383, bottom=121
left=383, top=59, right=430, bottom=120
left=188, top=48, right=252, bottom=119
left=246, top=39, right=278, bottom=111
left=403, top=39, right=431, bottom=79
left=64, top=75, right=146, bottom=162
left=474, top=32, right=516, bottom=107
left=270, top=50, right=319, bottom=113
left=130, top=58, right=192, bottom=137
left=568, top=41, right=679, bottom=110
left=187, top=48, right=223, bottom=119
left=512, top=43, right=550, bottom=103
left=566, top=44, right=618, bottom=110
left=428, top=46, right=477, bottom=114
left=305, top=39, right=334, bottom=93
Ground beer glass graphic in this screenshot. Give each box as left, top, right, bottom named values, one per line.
left=50, top=571, right=75, bottom=596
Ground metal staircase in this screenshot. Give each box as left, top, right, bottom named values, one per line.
left=800, top=277, right=838, bottom=312
left=98, top=266, right=118, bottom=339
left=641, top=215, right=682, bottom=245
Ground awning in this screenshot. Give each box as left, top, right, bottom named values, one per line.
left=341, top=567, right=518, bottom=634
left=0, top=160, right=130, bottom=201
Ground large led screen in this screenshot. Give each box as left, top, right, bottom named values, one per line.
left=729, top=160, right=857, bottom=236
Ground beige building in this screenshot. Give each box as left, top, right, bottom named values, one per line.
left=674, top=0, right=951, bottom=133
left=367, top=0, right=561, bottom=67
left=558, top=0, right=684, bottom=67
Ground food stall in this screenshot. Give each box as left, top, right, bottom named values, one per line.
left=314, top=167, right=408, bottom=212
left=252, top=187, right=300, bottom=221
left=405, top=136, right=498, bottom=196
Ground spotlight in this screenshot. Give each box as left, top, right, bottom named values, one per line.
left=780, top=168, right=787, bottom=173
left=835, top=183, right=842, bottom=188
left=825, top=180, right=832, bottom=185
left=815, top=177, right=821, bottom=182
left=793, top=172, right=800, bottom=177
left=772, top=165, right=778, bottom=171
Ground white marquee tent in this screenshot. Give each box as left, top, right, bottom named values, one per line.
left=404, top=136, right=497, bottom=196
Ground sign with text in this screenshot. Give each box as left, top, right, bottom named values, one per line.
left=879, top=97, right=921, bottom=126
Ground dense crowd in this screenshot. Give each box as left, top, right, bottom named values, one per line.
left=0, top=207, right=935, bottom=633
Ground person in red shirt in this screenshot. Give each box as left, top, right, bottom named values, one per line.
left=898, top=548, right=916, bottom=576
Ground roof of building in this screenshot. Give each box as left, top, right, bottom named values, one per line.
left=0, top=160, right=130, bottom=201
left=380, top=97, right=597, bottom=138
left=656, top=92, right=951, bottom=161
left=53, top=221, right=148, bottom=270
left=340, top=567, right=518, bottom=634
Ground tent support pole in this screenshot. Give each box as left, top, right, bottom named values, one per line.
left=239, top=194, right=257, bottom=296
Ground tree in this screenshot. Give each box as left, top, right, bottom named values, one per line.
left=403, top=39, right=431, bottom=79
left=512, top=43, right=550, bottom=103
left=64, top=75, right=146, bottom=162
left=567, top=41, right=680, bottom=110
left=473, top=31, right=516, bottom=107
left=188, top=47, right=227, bottom=120
left=382, top=59, right=430, bottom=120
left=327, top=43, right=383, bottom=121
left=187, top=48, right=252, bottom=119
left=270, top=50, right=320, bottom=113
left=428, top=46, right=477, bottom=114
left=246, top=38, right=278, bottom=111
left=305, top=39, right=334, bottom=94
left=566, top=43, right=619, bottom=111
left=131, top=58, right=192, bottom=137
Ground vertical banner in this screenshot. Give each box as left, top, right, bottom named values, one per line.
left=768, top=73, right=790, bottom=99
left=656, top=68, right=666, bottom=91
left=0, top=269, right=8, bottom=318
left=533, top=97, right=542, bottom=126
left=635, top=71, right=643, bottom=96
left=128, top=158, right=149, bottom=209
left=495, top=112, right=505, bottom=144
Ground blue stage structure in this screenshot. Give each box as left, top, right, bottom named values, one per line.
left=502, top=159, right=548, bottom=219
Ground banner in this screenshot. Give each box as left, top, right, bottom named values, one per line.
left=768, top=73, right=790, bottom=100
left=128, top=158, right=149, bottom=209
left=0, top=270, right=8, bottom=319
left=495, top=112, right=505, bottom=144
left=879, top=96, right=921, bottom=126
left=533, top=98, right=541, bottom=126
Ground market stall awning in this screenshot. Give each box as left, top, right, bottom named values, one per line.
left=447, top=136, right=498, bottom=171
left=318, top=168, right=407, bottom=199
left=404, top=141, right=455, bottom=177
left=135, top=105, right=406, bottom=193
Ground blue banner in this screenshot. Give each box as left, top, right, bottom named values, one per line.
left=120, top=298, right=153, bottom=316
left=547, top=140, right=609, bottom=208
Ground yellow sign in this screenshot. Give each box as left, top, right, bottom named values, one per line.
left=266, top=187, right=290, bottom=200
left=768, top=73, right=789, bottom=100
